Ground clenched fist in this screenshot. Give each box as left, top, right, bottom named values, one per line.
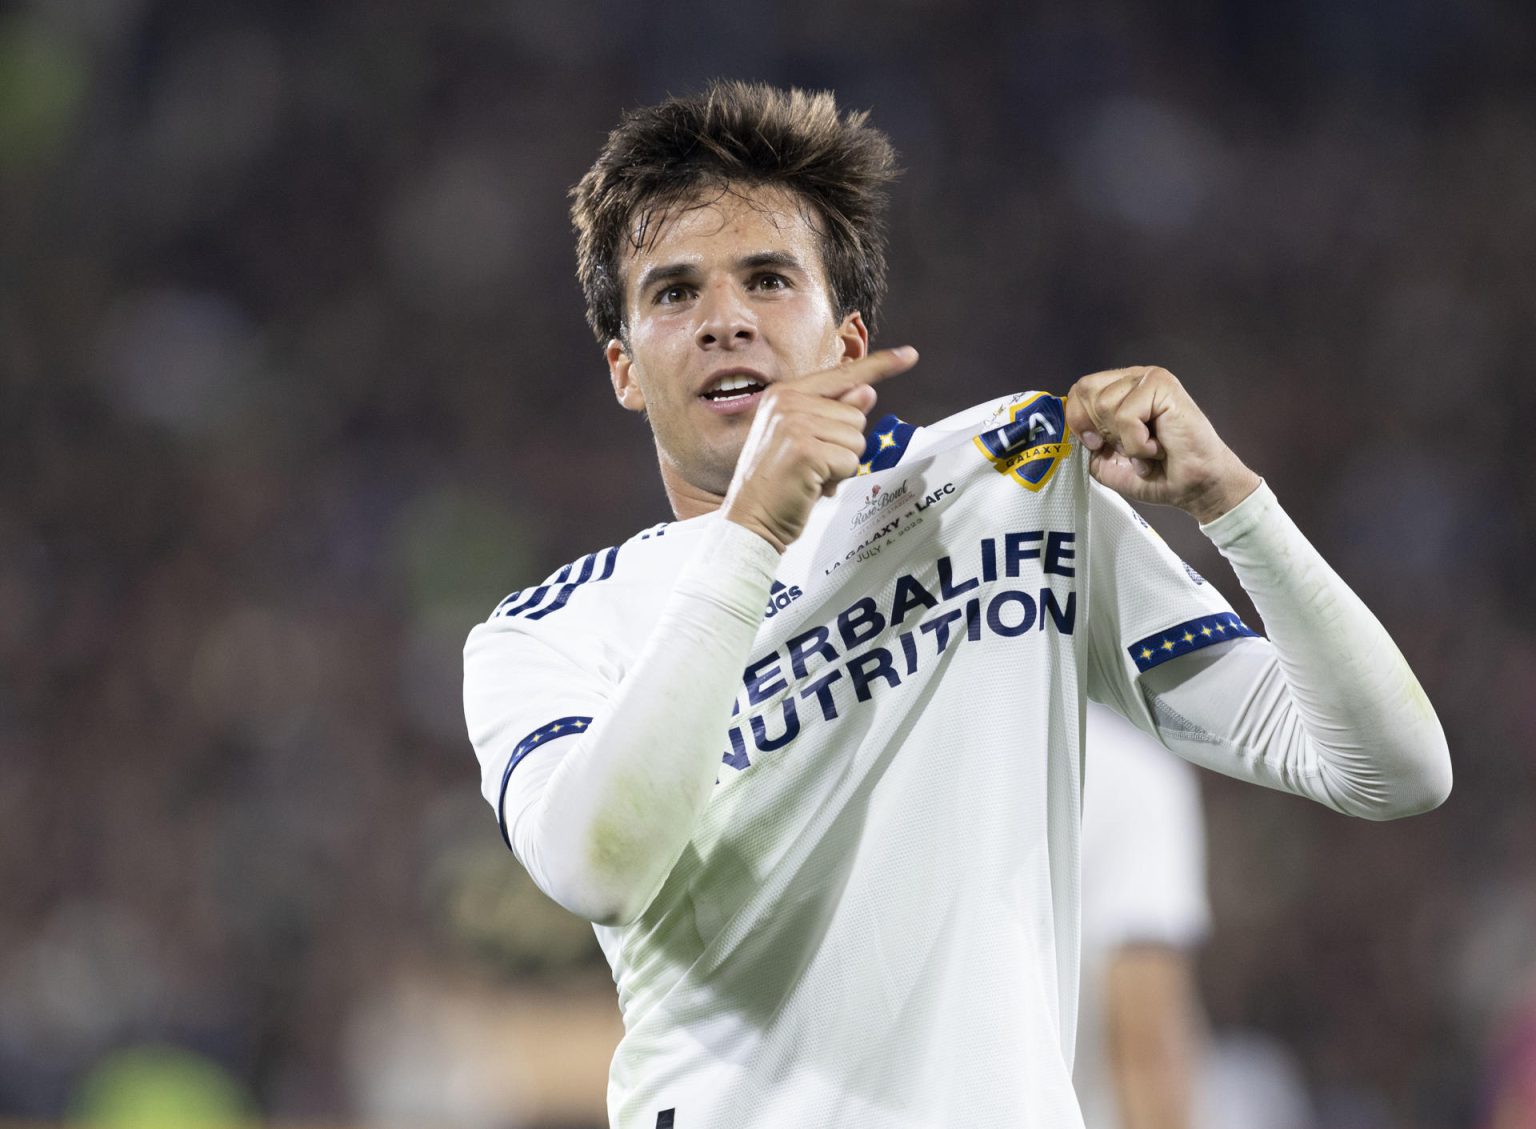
left=1064, top=366, right=1261, bottom=524
left=723, top=347, right=919, bottom=553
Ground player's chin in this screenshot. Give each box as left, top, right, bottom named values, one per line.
left=664, top=438, right=740, bottom=500
left=700, top=443, right=749, bottom=497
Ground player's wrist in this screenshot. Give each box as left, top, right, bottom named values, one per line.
left=1183, top=461, right=1261, bottom=525
left=721, top=505, right=790, bottom=555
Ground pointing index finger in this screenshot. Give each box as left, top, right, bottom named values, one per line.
left=794, top=346, right=919, bottom=398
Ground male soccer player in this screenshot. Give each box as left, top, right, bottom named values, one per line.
left=1076, top=703, right=1210, bottom=1129
left=463, top=82, right=1450, bottom=1128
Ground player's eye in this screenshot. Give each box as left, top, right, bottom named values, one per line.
left=751, top=272, right=789, bottom=292
left=654, top=284, right=693, bottom=305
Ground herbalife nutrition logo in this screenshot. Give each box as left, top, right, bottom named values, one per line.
left=764, top=579, right=803, bottom=619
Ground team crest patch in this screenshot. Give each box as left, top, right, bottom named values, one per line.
left=972, top=393, right=1071, bottom=491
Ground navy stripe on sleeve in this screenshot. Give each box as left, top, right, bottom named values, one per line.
left=595, top=544, right=619, bottom=581
left=496, top=716, right=594, bottom=852
left=526, top=546, right=620, bottom=621
left=1127, top=612, right=1258, bottom=673
left=495, top=560, right=574, bottom=619
left=493, top=544, right=621, bottom=622
left=524, top=553, right=595, bottom=622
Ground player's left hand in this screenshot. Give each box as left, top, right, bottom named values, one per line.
left=1064, top=366, right=1262, bottom=524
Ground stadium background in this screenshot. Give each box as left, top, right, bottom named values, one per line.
left=3, top=0, right=1535, bottom=1126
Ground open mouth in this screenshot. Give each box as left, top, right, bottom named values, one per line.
left=700, top=373, right=768, bottom=406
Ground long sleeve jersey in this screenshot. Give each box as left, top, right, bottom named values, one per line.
left=464, top=391, right=1450, bottom=1129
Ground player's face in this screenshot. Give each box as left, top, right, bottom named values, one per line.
left=608, top=184, right=868, bottom=507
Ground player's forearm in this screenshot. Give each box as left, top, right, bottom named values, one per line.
left=1106, top=948, right=1199, bottom=1129
left=517, top=519, right=780, bottom=925
left=1190, top=482, right=1451, bottom=818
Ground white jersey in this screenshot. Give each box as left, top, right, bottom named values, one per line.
left=1074, top=704, right=1211, bottom=1129
left=465, top=392, right=1251, bottom=1128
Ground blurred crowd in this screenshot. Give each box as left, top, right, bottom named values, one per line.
left=3, top=0, right=1535, bottom=1126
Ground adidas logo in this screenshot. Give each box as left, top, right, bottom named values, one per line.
left=764, top=579, right=804, bottom=619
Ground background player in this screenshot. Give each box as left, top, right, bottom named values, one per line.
left=1076, top=702, right=1209, bottom=1129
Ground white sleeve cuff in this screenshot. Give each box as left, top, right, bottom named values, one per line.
left=672, top=517, right=782, bottom=626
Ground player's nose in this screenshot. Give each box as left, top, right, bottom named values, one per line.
left=696, top=281, right=756, bottom=350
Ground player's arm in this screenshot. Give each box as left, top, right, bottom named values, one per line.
left=1081, top=710, right=1209, bottom=1129
left=467, top=349, right=916, bottom=927
left=467, top=518, right=776, bottom=927
left=1068, top=366, right=1451, bottom=819
left=1105, top=945, right=1201, bottom=1129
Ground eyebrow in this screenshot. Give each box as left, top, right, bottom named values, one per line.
left=740, top=251, right=806, bottom=275
left=634, top=251, right=810, bottom=298
left=634, top=262, right=698, bottom=296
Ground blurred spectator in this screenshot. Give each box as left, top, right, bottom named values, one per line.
left=1485, top=991, right=1536, bottom=1129
left=67, top=1045, right=256, bottom=1129
left=342, top=793, right=617, bottom=1129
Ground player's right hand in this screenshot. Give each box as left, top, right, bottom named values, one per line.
left=722, top=346, right=919, bottom=553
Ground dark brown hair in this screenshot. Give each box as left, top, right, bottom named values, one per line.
left=570, top=80, right=898, bottom=345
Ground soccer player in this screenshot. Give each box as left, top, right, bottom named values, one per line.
left=463, top=82, right=1450, bottom=1128
left=1076, top=703, right=1209, bottom=1129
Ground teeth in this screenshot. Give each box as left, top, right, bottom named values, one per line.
left=705, top=373, right=765, bottom=398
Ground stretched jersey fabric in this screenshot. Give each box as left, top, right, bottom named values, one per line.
left=466, top=392, right=1248, bottom=1128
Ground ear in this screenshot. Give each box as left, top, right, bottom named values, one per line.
left=607, top=339, right=646, bottom=412
left=837, top=311, right=870, bottom=362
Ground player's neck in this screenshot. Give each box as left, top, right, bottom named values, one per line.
left=658, top=458, right=727, bottom=522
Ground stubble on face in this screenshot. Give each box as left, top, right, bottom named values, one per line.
left=609, top=184, right=861, bottom=516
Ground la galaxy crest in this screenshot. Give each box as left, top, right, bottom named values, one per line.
left=973, top=393, right=1071, bottom=491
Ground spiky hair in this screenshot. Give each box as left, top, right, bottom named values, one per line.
left=570, top=80, right=898, bottom=345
